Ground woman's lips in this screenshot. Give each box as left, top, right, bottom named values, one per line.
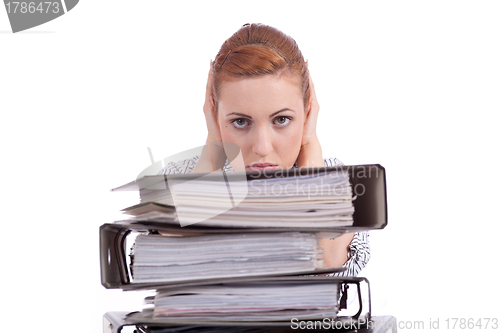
left=247, top=163, right=279, bottom=171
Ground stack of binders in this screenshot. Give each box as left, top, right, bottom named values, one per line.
left=100, top=164, right=397, bottom=332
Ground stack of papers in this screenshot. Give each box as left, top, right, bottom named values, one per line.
left=150, top=282, right=338, bottom=321
left=131, top=232, right=324, bottom=283
left=122, top=170, right=354, bottom=228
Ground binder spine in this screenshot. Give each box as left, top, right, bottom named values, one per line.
left=100, top=224, right=131, bottom=288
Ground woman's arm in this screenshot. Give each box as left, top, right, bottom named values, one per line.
left=296, top=71, right=324, bottom=169
left=319, top=234, right=355, bottom=268
left=297, top=72, right=355, bottom=269
left=192, top=64, right=226, bottom=174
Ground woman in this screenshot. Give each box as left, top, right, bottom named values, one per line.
left=159, top=23, right=370, bottom=276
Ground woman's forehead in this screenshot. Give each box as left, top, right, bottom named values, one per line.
left=217, top=75, right=304, bottom=115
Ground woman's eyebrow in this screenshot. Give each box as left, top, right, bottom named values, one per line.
left=269, top=108, right=295, bottom=118
left=227, top=108, right=295, bottom=119
left=227, top=112, right=251, bottom=118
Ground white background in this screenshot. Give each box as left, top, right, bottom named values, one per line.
left=1, top=1, right=499, bottom=332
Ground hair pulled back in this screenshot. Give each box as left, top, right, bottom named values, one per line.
left=212, top=23, right=310, bottom=112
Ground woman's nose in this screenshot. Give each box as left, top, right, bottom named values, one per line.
left=252, top=127, right=273, bottom=157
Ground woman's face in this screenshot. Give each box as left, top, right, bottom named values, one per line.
left=217, top=74, right=305, bottom=171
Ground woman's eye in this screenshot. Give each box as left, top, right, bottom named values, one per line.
left=274, top=116, right=291, bottom=126
left=231, top=118, right=249, bottom=128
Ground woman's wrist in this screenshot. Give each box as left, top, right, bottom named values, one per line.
left=296, top=135, right=323, bottom=169
left=191, top=141, right=213, bottom=173
left=192, top=137, right=226, bottom=173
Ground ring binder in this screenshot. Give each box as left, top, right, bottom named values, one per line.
left=103, top=277, right=372, bottom=332
left=111, top=164, right=388, bottom=230
left=100, top=222, right=352, bottom=290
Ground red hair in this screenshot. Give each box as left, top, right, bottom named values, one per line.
left=212, top=23, right=310, bottom=113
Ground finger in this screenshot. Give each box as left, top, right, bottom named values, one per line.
left=308, top=72, right=319, bottom=112
left=308, top=72, right=317, bottom=99
left=204, top=66, right=213, bottom=110
left=203, top=63, right=223, bottom=142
